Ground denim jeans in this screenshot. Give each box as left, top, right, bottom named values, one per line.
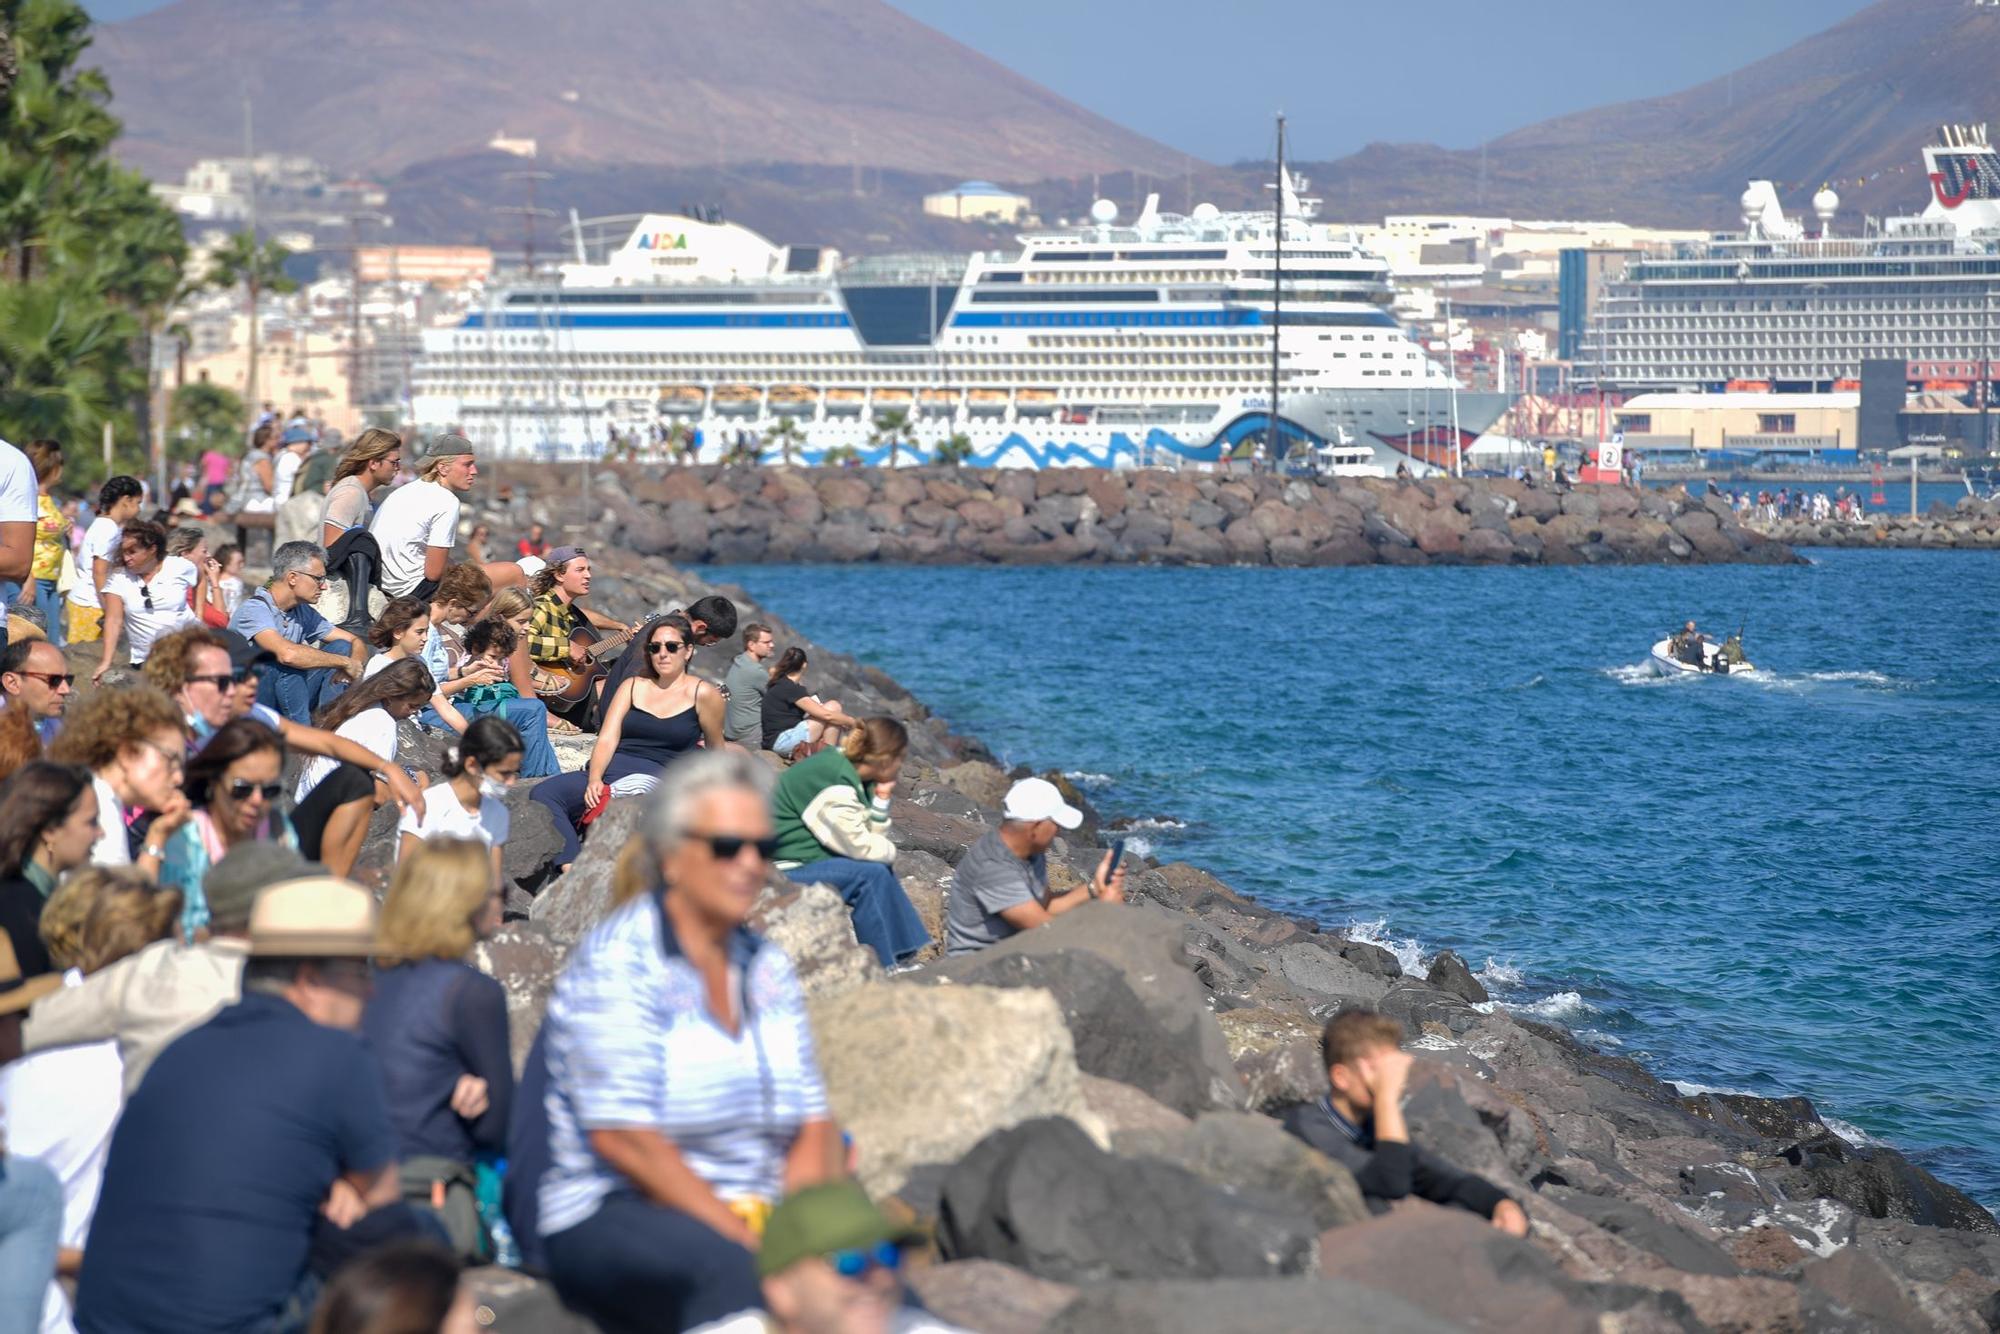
left=421, top=696, right=560, bottom=778
left=544, top=1193, right=759, bottom=1334
left=785, top=857, right=932, bottom=965
left=258, top=663, right=345, bottom=725
left=33, top=579, right=63, bottom=648
left=530, top=755, right=657, bottom=867
left=0, top=1155, right=61, bottom=1334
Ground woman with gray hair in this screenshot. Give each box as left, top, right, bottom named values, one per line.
left=537, top=750, right=840, bottom=1334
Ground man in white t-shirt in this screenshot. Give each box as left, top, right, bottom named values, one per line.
left=0, top=439, right=39, bottom=657
left=67, top=476, right=144, bottom=645
left=368, top=434, right=477, bottom=600
left=91, top=521, right=199, bottom=679
left=273, top=426, right=314, bottom=500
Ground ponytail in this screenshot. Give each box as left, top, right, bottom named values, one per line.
left=442, top=715, right=524, bottom=778
left=841, top=716, right=907, bottom=767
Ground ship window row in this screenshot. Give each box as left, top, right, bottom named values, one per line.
left=1027, top=249, right=1228, bottom=262
left=502, top=290, right=837, bottom=307
left=967, top=288, right=1163, bottom=304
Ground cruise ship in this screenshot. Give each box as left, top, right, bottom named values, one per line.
left=408, top=174, right=1510, bottom=473
left=1581, top=124, right=2000, bottom=393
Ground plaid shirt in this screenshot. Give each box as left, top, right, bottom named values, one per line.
left=526, top=591, right=577, bottom=667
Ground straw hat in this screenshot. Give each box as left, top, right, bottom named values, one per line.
left=0, top=933, right=61, bottom=1016
left=247, top=877, right=378, bottom=957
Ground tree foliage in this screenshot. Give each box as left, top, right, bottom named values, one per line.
left=168, top=379, right=243, bottom=464
left=0, top=0, right=186, bottom=481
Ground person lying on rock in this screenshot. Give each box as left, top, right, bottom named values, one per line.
left=1278, top=1010, right=1529, bottom=1238
left=685, top=1180, right=968, bottom=1334
left=943, top=777, right=1125, bottom=957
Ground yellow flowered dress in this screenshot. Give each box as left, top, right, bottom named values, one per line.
left=30, top=493, right=65, bottom=582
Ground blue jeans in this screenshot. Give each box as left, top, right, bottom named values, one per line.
left=259, top=663, right=345, bottom=725
left=786, top=857, right=931, bottom=965
left=421, top=697, right=560, bottom=778
left=33, top=579, right=62, bottom=648
left=545, top=1193, right=760, bottom=1334
left=0, top=1155, right=60, bottom=1334
left=530, top=754, right=657, bottom=867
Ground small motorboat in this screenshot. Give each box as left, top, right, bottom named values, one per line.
left=1648, top=638, right=1754, bottom=677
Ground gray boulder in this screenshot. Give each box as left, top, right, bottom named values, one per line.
left=527, top=798, right=647, bottom=944
left=1424, top=950, right=1489, bottom=1004
left=1121, top=1110, right=1370, bottom=1231
left=937, top=1117, right=1319, bottom=1282
left=1768, top=1133, right=1999, bottom=1234
left=904, top=1261, right=1078, bottom=1334
left=1044, top=1279, right=1462, bottom=1334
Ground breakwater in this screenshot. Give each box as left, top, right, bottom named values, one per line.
left=1749, top=494, right=2000, bottom=549
left=488, top=462, right=1800, bottom=567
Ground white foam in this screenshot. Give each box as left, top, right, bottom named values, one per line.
left=1061, top=770, right=1113, bottom=789
left=1807, top=670, right=1895, bottom=685
left=1821, top=1115, right=1880, bottom=1147
left=1605, top=663, right=1689, bottom=687
left=1114, top=817, right=1189, bottom=832
left=1409, top=1032, right=1457, bottom=1052
left=1511, top=990, right=1592, bottom=1021
left=1343, top=918, right=1427, bottom=977
left=1477, top=958, right=1524, bottom=989
left=1124, top=836, right=1154, bottom=859
left=1669, top=1079, right=1763, bottom=1098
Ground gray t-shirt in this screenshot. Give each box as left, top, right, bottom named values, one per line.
left=944, top=830, right=1048, bottom=956
left=722, top=652, right=768, bottom=744
left=320, top=475, right=373, bottom=535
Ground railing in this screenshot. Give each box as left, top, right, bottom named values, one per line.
left=1719, top=433, right=1843, bottom=451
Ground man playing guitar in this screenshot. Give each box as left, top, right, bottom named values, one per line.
left=525, top=545, right=637, bottom=728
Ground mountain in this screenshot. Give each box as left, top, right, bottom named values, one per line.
left=1287, top=0, right=2000, bottom=228
left=91, top=0, right=1192, bottom=182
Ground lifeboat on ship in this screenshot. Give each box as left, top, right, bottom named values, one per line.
left=712, top=384, right=760, bottom=416
left=658, top=385, right=706, bottom=414
left=1725, top=379, right=1771, bottom=392
left=918, top=388, right=960, bottom=411
left=824, top=388, right=866, bottom=416
left=967, top=389, right=1009, bottom=416
left=872, top=388, right=914, bottom=410
left=768, top=384, right=817, bottom=410
left=1015, top=388, right=1058, bottom=417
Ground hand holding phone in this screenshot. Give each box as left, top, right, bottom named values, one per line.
left=1092, top=839, right=1128, bottom=901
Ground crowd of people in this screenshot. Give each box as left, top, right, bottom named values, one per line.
left=1720, top=485, right=1866, bottom=523
left=0, top=421, right=1528, bottom=1333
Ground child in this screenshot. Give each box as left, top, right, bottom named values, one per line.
left=454, top=618, right=520, bottom=714
left=214, top=543, right=247, bottom=617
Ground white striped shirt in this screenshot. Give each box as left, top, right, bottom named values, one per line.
left=538, top=890, right=827, bottom=1237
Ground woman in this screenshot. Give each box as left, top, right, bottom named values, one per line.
left=531, top=614, right=723, bottom=871
left=516, top=523, right=547, bottom=560
left=368, top=595, right=471, bottom=734
left=308, top=1239, right=477, bottom=1334
left=413, top=571, right=559, bottom=778
left=19, top=439, right=69, bottom=648
left=92, top=520, right=199, bottom=679
left=539, top=751, right=838, bottom=1333
left=465, top=522, right=492, bottom=565
left=293, top=659, right=435, bottom=875
left=47, top=686, right=190, bottom=878
left=760, top=648, right=861, bottom=761
left=398, top=717, right=522, bottom=887
left=364, top=839, right=513, bottom=1262
left=0, top=761, right=100, bottom=977
left=164, top=523, right=229, bottom=628
left=159, top=720, right=297, bottom=941
left=768, top=717, right=930, bottom=967
left=0, top=707, right=44, bottom=783
left=233, top=426, right=278, bottom=514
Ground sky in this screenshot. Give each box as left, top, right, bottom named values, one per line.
left=80, top=0, right=1876, bottom=164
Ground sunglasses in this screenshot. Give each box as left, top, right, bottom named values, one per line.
left=188, top=673, right=235, bottom=690
left=16, top=671, right=73, bottom=688
left=224, top=779, right=284, bottom=803
left=648, top=639, right=689, bottom=655
left=690, top=832, right=779, bottom=862
left=827, top=1242, right=902, bottom=1279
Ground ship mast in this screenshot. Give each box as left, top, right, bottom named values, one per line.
left=1270, top=113, right=1284, bottom=460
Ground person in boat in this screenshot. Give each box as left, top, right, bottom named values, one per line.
left=1717, top=633, right=1745, bottom=669
left=1671, top=621, right=1705, bottom=666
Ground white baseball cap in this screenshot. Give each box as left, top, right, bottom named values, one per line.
left=1002, top=777, right=1082, bottom=830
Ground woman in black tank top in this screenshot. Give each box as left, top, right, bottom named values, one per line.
left=529, top=615, right=727, bottom=870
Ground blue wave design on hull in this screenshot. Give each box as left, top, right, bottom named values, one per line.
left=772, top=415, right=1343, bottom=470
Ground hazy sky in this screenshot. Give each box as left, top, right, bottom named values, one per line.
left=82, top=0, right=1875, bottom=164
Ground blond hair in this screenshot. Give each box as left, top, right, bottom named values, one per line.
left=43, top=866, right=176, bottom=972
left=483, top=586, right=534, bottom=623
left=377, top=838, right=493, bottom=962
left=333, top=427, right=403, bottom=486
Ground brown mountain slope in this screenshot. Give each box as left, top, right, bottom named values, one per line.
left=92, top=0, right=1193, bottom=181
left=1286, top=0, right=2000, bottom=227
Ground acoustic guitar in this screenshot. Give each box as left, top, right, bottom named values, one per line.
left=530, top=621, right=638, bottom=704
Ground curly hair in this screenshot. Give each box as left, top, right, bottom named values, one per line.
left=0, top=707, right=44, bottom=784
left=42, top=866, right=176, bottom=973
left=369, top=596, right=429, bottom=650
left=461, top=618, right=516, bottom=661
left=433, top=563, right=492, bottom=612
left=142, top=625, right=228, bottom=696
left=48, top=685, right=188, bottom=771
left=378, top=838, right=492, bottom=964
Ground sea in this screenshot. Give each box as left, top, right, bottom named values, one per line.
left=703, top=550, right=2000, bottom=1210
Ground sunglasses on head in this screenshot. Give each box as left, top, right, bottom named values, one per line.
left=225, top=779, right=284, bottom=803
left=826, top=1242, right=902, bottom=1279
left=690, top=833, right=779, bottom=862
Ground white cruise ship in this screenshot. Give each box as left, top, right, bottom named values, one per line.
left=409, top=175, right=1510, bottom=473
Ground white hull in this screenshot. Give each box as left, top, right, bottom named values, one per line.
left=1648, top=639, right=1754, bottom=676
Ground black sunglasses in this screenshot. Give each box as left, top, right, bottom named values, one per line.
left=188, top=673, right=235, bottom=690
left=649, top=639, right=689, bottom=655
left=224, top=779, right=284, bottom=802
left=139, top=583, right=155, bottom=611
left=691, top=833, right=779, bottom=862
left=16, top=671, right=73, bottom=688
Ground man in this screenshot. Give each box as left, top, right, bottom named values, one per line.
left=0, top=439, right=38, bottom=656
left=1671, top=619, right=1705, bottom=667
left=369, top=433, right=478, bottom=600
left=944, top=777, right=1125, bottom=957
left=687, top=1181, right=967, bottom=1334
left=75, top=875, right=433, bottom=1333
left=0, top=638, right=72, bottom=743
left=91, top=520, right=200, bottom=680
left=23, top=843, right=311, bottom=1096
left=526, top=546, right=634, bottom=727
left=1278, top=1010, right=1529, bottom=1237
left=230, top=540, right=366, bottom=724
left=143, top=625, right=423, bottom=819
left=723, top=622, right=776, bottom=746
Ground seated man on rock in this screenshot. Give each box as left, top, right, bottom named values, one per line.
left=1278, top=1010, right=1528, bottom=1237
left=944, top=777, right=1125, bottom=957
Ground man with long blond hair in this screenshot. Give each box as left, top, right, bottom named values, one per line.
left=368, top=435, right=477, bottom=602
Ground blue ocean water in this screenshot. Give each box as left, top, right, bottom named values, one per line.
left=704, top=551, right=2000, bottom=1208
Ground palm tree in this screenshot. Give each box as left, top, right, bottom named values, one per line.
left=0, top=275, right=129, bottom=444
left=935, top=431, right=974, bottom=468
left=768, top=415, right=804, bottom=467
left=205, top=230, right=297, bottom=430
left=870, top=408, right=911, bottom=467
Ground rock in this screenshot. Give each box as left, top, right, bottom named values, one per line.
left=1770, top=1133, right=2000, bottom=1233
left=499, top=784, right=565, bottom=898
left=936, top=1117, right=1319, bottom=1282
left=525, top=796, right=648, bottom=944
left=1273, top=940, right=1392, bottom=1008
left=459, top=1266, right=597, bottom=1333
left=1677, top=1091, right=1824, bottom=1143
left=1126, top=1110, right=1370, bottom=1232
left=468, top=923, right=568, bottom=1077
left=1798, top=1246, right=1936, bottom=1331
left=1542, top=1187, right=1740, bottom=1277
left=1364, top=511, right=1415, bottom=548
left=889, top=847, right=953, bottom=962
left=936, top=760, right=1011, bottom=813
left=810, top=982, right=1097, bottom=1197
left=1425, top=950, right=1489, bottom=1004
left=920, top=902, right=1242, bottom=1114
left=751, top=882, right=881, bottom=999
left=904, top=1261, right=1078, bottom=1334
left=1332, top=937, right=1403, bottom=980
left=886, top=797, right=991, bottom=865
left=1043, top=1278, right=1462, bottom=1334
left=1079, top=1073, right=1193, bottom=1146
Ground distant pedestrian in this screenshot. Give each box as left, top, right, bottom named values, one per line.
left=517, top=522, right=547, bottom=560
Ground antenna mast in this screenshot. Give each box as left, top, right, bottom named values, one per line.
left=1270, top=113, right=1285, bottom=460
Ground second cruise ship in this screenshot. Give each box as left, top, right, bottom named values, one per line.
left=410, top=173, right=1510, bottom=473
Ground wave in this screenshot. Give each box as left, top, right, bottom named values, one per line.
left=1510, top=990, right=1592, bottom=1021
left=1822, top=1115, right=1880, bottom=1147
left=1604, top=663, right=1687, bottom=687
left=1109, top=816, right=1190, bottom=832
left=1062, top=770, right=1114, bottom=789
left=1670, top=1079, right=1763, bottom=1099
left=1476, top=959, right=1525, bottom=990
left=1343, top=917, right=1428, bottom=978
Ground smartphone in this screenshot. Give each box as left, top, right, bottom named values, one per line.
left=1106, top=838, right=1127, bottom=878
